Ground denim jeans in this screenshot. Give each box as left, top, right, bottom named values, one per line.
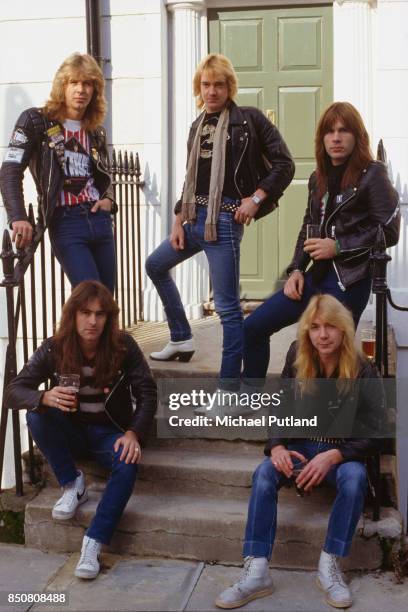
left=146, top=206, right=244, bottom=387
left=243, top=440, right=367, bottom=559
left=49, top=203, right=116, bottom=293
left=26, top=408, right=137, bottom=545
left=243, top=267, right=372, bottom=380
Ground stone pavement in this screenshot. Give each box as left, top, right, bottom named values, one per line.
left=0, top=544, right=407, bottom=612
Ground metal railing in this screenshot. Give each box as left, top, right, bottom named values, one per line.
left=0, top=150, right=144, bottom=494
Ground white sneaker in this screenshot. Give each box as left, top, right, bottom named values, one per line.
left=52, top=471, right=88, bottom=520
left=75, top=535, right=102, bottom=579
left=150, top=339, right=195, bottom=362
left=316, top=550, right=352, bottom=608
left=215, top=556, right=273, bottom=609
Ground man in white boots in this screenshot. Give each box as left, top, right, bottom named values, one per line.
left=145, top=53, right=294, bottom=392
left=7, top=281, right=157, bottom=579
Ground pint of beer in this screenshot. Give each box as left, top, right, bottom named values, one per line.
left=360, top=328, right=376, bottom=360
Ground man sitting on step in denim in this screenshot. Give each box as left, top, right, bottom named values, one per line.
left=6, top=280, right=157, bottom=579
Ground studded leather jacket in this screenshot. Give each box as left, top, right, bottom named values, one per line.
left=174, top=101, right=295, bottom=220
left=287, top=161, right=400, bottom=289
left=0, top=107, right=116, bottom=230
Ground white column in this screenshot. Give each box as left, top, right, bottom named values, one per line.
left=167, top=0, right=209, bottom=319
left=333, top=0, right=376, bottom=136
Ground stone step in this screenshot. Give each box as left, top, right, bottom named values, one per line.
left=38, top=444, right=397, bottom=503
left=24, top=487, right=387, bottom=571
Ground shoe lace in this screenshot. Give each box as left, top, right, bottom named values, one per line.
left=58, top=481, right=77, bottom=506
left=80, top=539, right=100, bottom=565
left=328, top=556, right=347, bottom=588
left=236, top=558, right=255, bottom=588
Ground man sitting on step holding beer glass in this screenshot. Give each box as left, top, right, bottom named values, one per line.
left=242, top=102, right=400, bottom=385
left=6, top=281, right=157, bottom=580
left=216, top=294, right=385, bottom=610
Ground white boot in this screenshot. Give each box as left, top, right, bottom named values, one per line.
left=150, top=339, right=195, bottom=362
left=75, top=535, right=102, bottom=579
left=215, top=556, right=273, bottom=609
left=52, top=470, right=88, bottom=520
left=316, top=550, right=352, bottom=608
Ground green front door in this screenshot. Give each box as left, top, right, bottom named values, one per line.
left=209, top=5, right=333, bottom=298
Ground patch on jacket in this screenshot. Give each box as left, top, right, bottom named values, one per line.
left=9, top=128, right=28, bottom=146
left=4, top=147, right=24, bottom=163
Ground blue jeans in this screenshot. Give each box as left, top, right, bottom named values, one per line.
left=49, top=203, right=116, bottom=293
left=243, top=267, right=372, bottom=380
left=146, top=206, right=244, bottom=387
left=243, top=440, right=367, bottom=559
left=26, top=409, right=137, bottom=545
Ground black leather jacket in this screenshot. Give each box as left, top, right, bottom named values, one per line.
left=175, top=101, right=295, bottom=219
left=5, top=333, right=157, bottom=444
left=265, top=342, right=384, bottom=462
left=287, top=161, right=400, bottom=288
left=0, top=107, right=116, bottom=230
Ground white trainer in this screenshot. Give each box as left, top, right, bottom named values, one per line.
left=316, top=550, right=352, bottom=608
left=215, top=556, right=273, bottom=609
left=52, top=470, right=88, bottom=520
left=75, top=535, right=102, bottom=579
left=150, top=339, right=195, bottom=362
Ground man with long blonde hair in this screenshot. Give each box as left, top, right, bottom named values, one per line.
left=216, top=295, right=384, bottom=610
left=146, top=53, right=294, bottom=392
left=0, top=53, right=116, bottom=292
left=243, top=102, right=400, bottom=382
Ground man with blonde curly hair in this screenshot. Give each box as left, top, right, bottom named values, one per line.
left=146, top=53, right=294, bottom=392
left=0, top=53, right=116, bottom=292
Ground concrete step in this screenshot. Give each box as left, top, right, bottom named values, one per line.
left=24, top=487, right=386, bottom=571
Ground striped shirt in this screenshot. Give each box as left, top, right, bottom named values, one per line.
left=78, top=364, right=111, bottom=426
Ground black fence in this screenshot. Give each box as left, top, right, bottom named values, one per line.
left=0, top=150, right=144, bottom=494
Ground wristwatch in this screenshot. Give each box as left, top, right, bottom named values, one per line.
left=251, top=194, right=262, bottom=205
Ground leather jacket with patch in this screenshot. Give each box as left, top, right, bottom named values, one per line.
left=174, top=101, right=295, bottom=219
left=5, top=333, right=157, bottom=444
left=287, top=161, right=400, bottom=289
left=264, top=341, right=384, bottom=462
left=0, top=107, right=116, bottom=230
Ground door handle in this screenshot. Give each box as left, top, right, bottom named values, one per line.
left=266, top=109, right=276, bottom=124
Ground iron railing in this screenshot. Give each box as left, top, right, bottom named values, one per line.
left=0, top=150, right=144, bottom=494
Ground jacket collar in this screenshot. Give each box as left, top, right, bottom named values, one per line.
left=191, top=100, right=246, bottom=129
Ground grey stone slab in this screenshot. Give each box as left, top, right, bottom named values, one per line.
left=25, top=488, right=382, bottom=569
left=187, top=566, right=408, bottom=612
left=0, top=544, right=68, bottom=612
left=32, top=556, right=203, bottom=612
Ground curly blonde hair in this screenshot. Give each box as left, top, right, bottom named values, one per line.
left=295, top=294, right=361, bottom=393
left=193, top=53, right=238, bottom=109
left=44, top=53, right=106, bottom=131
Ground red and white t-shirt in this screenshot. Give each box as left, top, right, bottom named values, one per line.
left=60, top=119, right=100, bottom=206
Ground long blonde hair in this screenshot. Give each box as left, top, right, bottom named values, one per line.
left=193, top=53, right=238, bottom=109
left=295, top=295, right=361, bottom=392
left=44, top=53, right=106, bottom=131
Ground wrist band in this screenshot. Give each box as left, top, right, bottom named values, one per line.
left=335, top=240, right=341, bottom=256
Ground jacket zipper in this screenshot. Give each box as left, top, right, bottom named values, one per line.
left=332, top=261, right=346, bottom=292
left=233, top=131, right=248, bottom=198
left=324, top=190, right=356, bottom=238
left=45, top=150, right=54, bottom=221
left=342, top=247, right=370, bottom=262
left=103, top=372, right=126, bottom=432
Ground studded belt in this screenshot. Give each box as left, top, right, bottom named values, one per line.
left=309, top=437, right=345, bottom=444
left=196, top=194, right=241, bottom=214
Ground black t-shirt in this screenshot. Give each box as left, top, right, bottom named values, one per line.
left=195, top=112, right=240, bottom=200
